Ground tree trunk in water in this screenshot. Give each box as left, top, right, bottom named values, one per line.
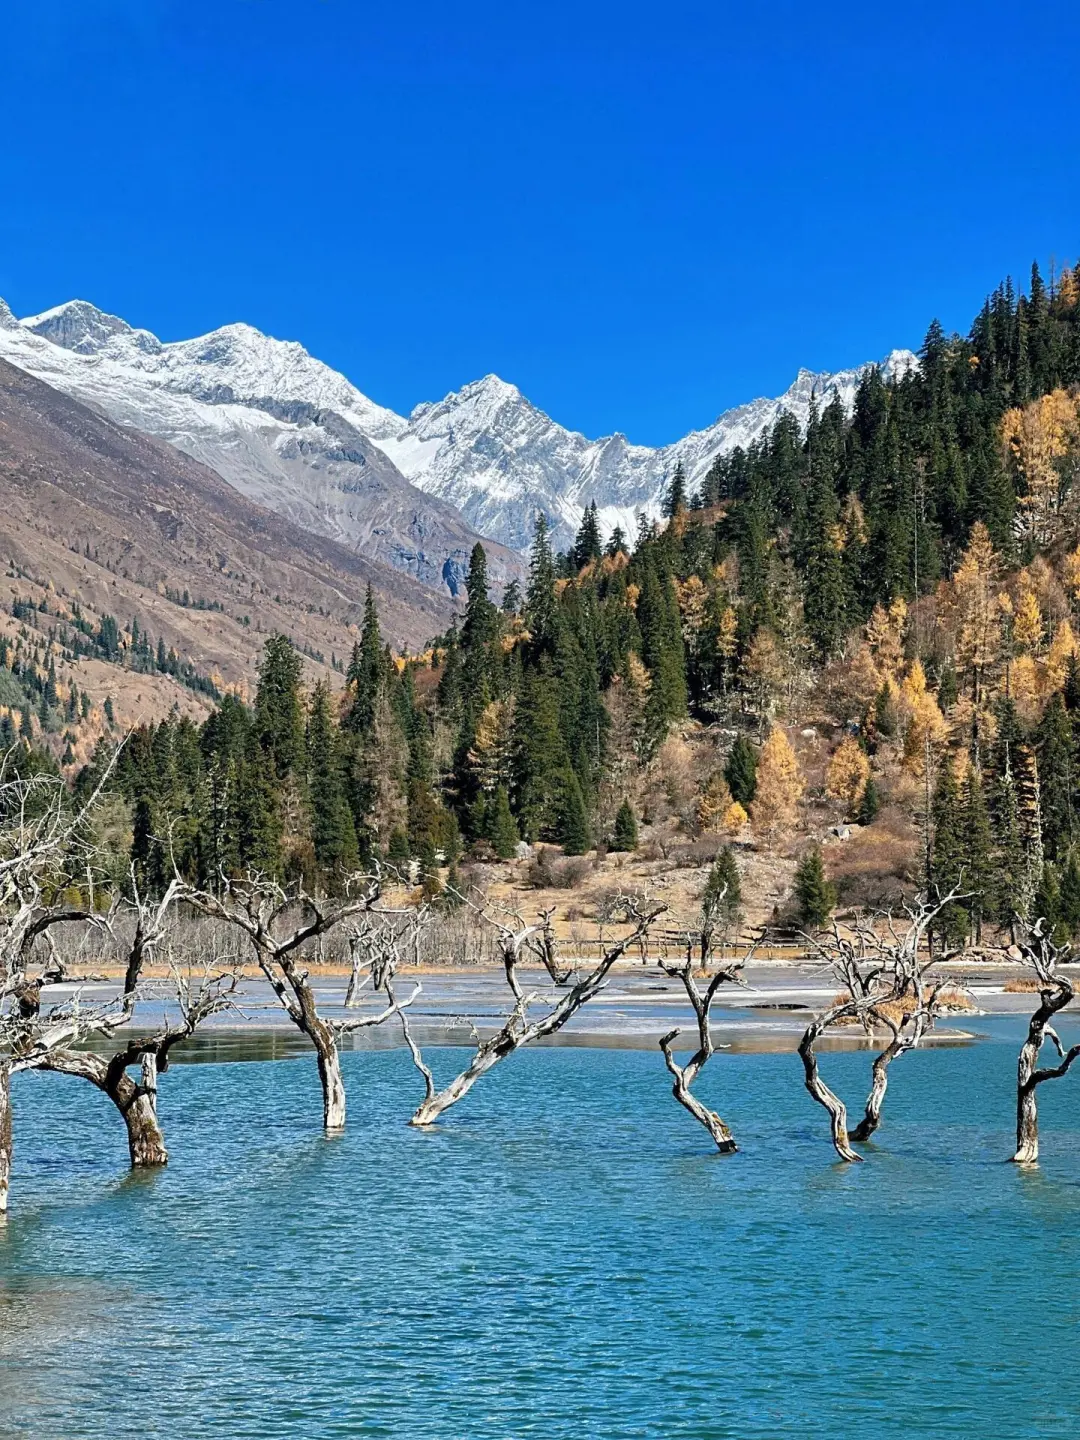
left=0, top=1063, right=11, bottom=1217
left=798, top=1026, right=861, bottom=1163
left=317, top=1041, right=346, bottom=1132
left=1014, top=1074, right=1040, bottom=1164
left=410, top=1046, right=501, bottom=1126
left=121, top=1087, right=169, bottom=1167
left=669, top=1071, right=736, bottom=1152
left=850, top=1041, right=899, bottom=1143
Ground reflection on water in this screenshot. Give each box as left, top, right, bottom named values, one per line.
left=2, top=1016, right=1079, bottom=1438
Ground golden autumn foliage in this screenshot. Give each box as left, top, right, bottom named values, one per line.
left=1045, top=619, right=1078, bottom=694
left=696, top=771, right=733, bottom=833
left=1002, top=389, right=1080, bottom=545
left=722, top=800, right=748, bottom=835
left=1012, top=581, right=1044, bottom=655
left=951, top=522, right=1001, bottom=688
left=900, top=660, right=948, bottom=774
left=825, top=736, right=871, bottom=814
left=750, top=726, right=805, bottom=842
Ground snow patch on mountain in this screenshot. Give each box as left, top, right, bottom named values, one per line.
left=0, top=300, right=520, bottom=594
left=375, top=352, right=919, bottom=553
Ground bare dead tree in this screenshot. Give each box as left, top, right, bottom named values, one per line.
left=5, top=877, right=238, bottom=1174
left=657, top=917, right=756, bottom=1152
left=1010, top=918, right=1080, bottom=1163
left=407, top=896, right=665, bottom=1127
left=184, top=873, right=420, bottom=1131
left=797, top=888, right=965, bottom=1162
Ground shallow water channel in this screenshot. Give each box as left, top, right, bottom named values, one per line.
left=2, top=1015, right=1079, bottom=1438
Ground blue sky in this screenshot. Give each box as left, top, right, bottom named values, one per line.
left=2, top=0, right=1078, bottom=445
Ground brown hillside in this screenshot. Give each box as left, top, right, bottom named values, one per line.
left=0, top=356, right=458, bottom=718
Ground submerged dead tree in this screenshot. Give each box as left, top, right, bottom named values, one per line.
left=657, top=915, right=755, bottom=1152
left=1011, top=919, right=1080, bottom=1164
left=797, top=889, right=965, bottom=1162
left=8, top=877, right=238, bottom=1171
left=407, top=896, right=665, bottom=1127
left=187, top=874, right=420, bottom=1132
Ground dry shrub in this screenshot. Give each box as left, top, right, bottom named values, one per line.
left=828, top=807, right=920, bottom=908
left=1004, top=975, right=1045, bottom=993
left=935, top=986, right=976, bottom=1012
left=671, top=835, right=725, bottom=868
left=527, top=850, right=589, bottom=891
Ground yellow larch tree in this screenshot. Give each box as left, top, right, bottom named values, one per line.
left=1002, top=389, right=1080, bottom=547
left=696, top=771, right=733, bottom=833
left=825, top=736, right=871, bottom=815
left=750, top=726, right=805, bottom=843
left=951, top=522, right=1002, bottom=703
left=1044, top=618, right=1078, bottom=695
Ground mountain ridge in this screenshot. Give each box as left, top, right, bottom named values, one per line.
left=1, top=295, right=918, bottom=559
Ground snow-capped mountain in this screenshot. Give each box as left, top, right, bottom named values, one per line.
left=375, top=352, right=918, bottom=554
left=0, top=292, right=917, bottom=569
left=0, top=299, right=521, bottom=594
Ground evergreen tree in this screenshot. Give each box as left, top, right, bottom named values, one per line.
left=857, top=774, right=881, bottom=824
left=254, top=635, right=305, bottom=780
left=525, top=514, right=559, bottom=656
left=611, top=798, right=638, bottom=852
left=307, top=681, right=359, bottom=882
left=344, top=586, right=383, bottom=737
left=488, top=786, right=519, bottom=860
left=555, top=770, right=590, bottom=855
left=573, top=502, right=602, bottom=570
left=703, top=845, right=742, bottom=934
left=724, top=734, right=758, bottom=805
left=794, top=846, right=836, bottom=928
left=663, top=462, right=688, bottom=519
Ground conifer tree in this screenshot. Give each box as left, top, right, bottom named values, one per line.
left=857, top=774, right=881, bottom=824
left=488, top=786, right=519, bottom=860
left=525, top=514, right=559, bottom=657
left=344, top=586, right=383, bottom=737
left=254, top=635, right=305, bottom=780
left=555, top=769, right=591, bottom=855
left=611, top=798, right=638, bottom=852
left=573, top=502, right=602, bottom=570
left=307, top=680, right=359, bottom=883
left=794, top=846, right=836, bottom=929
left=663, top=462, right=688, bottom=519
left=724, top=734, right=758, bottom=804
left=749, top=727, right=804, bottom=842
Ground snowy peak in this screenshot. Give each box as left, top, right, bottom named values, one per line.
left=22, top=299, right=156, bottom=355
left=0, top=294, right=522, bottom=594
left=373, top=347, right=920, bottom=554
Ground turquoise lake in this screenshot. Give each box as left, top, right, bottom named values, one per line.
left=2, top=1017, right=1079, bottom=1438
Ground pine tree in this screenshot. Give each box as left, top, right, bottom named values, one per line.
left=857, top=774, right=881, bottom=824
left=307, top=681, right=359, bottom=883
left=794, top=846, right=836, bottom=928
left=525, top=514, right=559, bottom=656
left=254, top=635, right=305, bottom=780
left=611, top=798, right=638, bottom=852
left=703, top=845, right=741, bottom=935
left=344, top=586, right=383, bottom=737
left=555, top=769, right=591, bottom=855
left=573, top=502, right=602, bottom=570
left=724, top=734, right=758, bottom=804
left=461, top=544, right=497, bottom=653
left=488, top=786, right=519, bottom=860
left=663, top=462, right=688, bottom=519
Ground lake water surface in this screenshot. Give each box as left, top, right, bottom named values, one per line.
left=2, top=1018, right=1079, bottom=1438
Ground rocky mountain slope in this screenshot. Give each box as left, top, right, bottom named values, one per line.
left=377, top=354, right=918, bottom=553
left=0, top=299, right=522, bottom=595
left=0, top=293, right=917, bottom=562
left=0, top=355, right=456, bottom=723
